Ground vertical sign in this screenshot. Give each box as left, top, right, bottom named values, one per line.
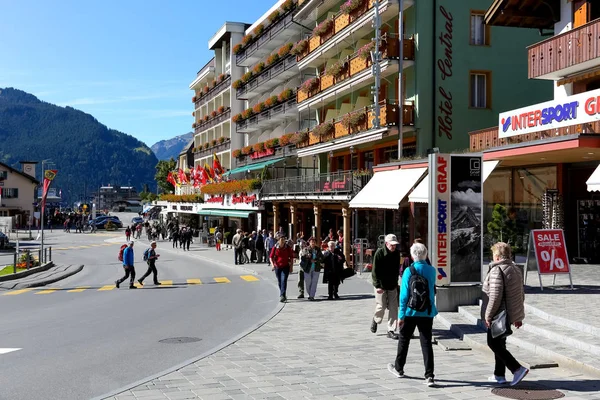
left=525, top=229, right=573, bottom=290
left=429, top=153, right=451, bottom=285
left=449, top=155, right=482, bottom=283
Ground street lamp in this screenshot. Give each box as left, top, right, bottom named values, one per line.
left=329, top=150, right=334, bottom=173
left=40, top=159, right=54, bottom=262
left=312, top=154, right=317, bottom=178
left=350, top=145, right=356, bottom=171
left=296, top=157, right=300, bottom=176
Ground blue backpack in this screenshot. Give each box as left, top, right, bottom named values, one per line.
left=143, top=248, right=151, bottom=262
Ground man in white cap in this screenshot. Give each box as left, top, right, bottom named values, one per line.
left=370, top=233, right=401, bottom=339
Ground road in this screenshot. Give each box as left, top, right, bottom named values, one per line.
left=0, top=214, right=280, bottom=400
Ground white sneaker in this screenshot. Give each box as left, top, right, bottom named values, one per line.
left=424, top=377, right=435, bottom=387
left=511, top=367, right=529, bottom=386
left=387, top=363, right=404, bottom=378
left=488, top=375, right=508, bottom=384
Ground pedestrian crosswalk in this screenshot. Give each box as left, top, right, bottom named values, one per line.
left=1, top=275, right=261, bottom=296
left=0, top=348, right=21, bottom=355
left=53, top=243, right=119, bottom=251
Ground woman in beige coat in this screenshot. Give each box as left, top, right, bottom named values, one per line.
left=481, top=242, right=528, bottom=386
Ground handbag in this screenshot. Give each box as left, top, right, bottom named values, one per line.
left=490, top=267, right=513, bottom=339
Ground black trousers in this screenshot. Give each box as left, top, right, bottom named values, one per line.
left=173, top=239, right=178, bottom=248
left=394, top=317, right=434, bottom=378
left=298, top=270, right=304, bottom=294
left=117, top=266, right=136, bottom=286
left=139, top=263, right=158, bottom=284
left=487, top=329, right=521, bottom=376
left=328, top=281, right=339, bottom=297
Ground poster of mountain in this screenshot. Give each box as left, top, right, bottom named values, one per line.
left=450, top=156, right=482, bottom=282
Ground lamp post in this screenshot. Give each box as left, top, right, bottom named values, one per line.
left=296, top=157, right=300, bottom=176
left=40, top=159, right=54, bottom=262
left=329, top=150, right=334, bottom=174
left=312, top=154, right=317, bottom=178
left=350, top=145, right=355, bottom=171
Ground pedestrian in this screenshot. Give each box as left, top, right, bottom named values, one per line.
left=241, top=233, right=250, bottom=263
left=255, top=231, right=264, bottom=262
left=296, top=232, right=307, bottom=299
left=179, top=228, right=185, bottom=249
left=299, top=237, right=323, bottom=301
left=370, top=233, right=401, bottom=340
left=323, top=240, right=345, bottom=300
left=388, top=242, right=438, bottom=386
left=172, top=229, right=179, bottom=248
left=270, top=233, right=294, bottom=303
left=482, top=242, right=528, bottom=386
left=184, top=228, right=192, bottom=251
left=125, top=226, right=131, bottom=242
left=265, top=231, right=276, bottom=264
left=336, top=229, right=343, bottom=248
left=232, top=229, right=243, bottom=265
left=136, top=224, right=142, bottom=239
left=249, top=231, right=257, bottom=262
left=115, top=241, right=137, bottom=289
left=401, top=238, right=430, bottom=277
left=215, top=229, right=223, bottom=251
left=261, top=229, right=269, bottom=262
left=138, top=241, right=161, bottom=286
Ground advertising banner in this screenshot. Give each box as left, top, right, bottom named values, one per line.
left=429, top=154, right=483, bottom=285
left=498, top=87, right=600, bottom=138
left=525, top=229, right=573, bottom=290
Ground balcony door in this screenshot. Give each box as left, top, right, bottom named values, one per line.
left=573, top=0, right=591, bottom=28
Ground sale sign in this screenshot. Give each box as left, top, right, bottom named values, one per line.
left=531, top=229, right=570, bottom=275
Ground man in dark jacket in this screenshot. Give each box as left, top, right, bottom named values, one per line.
left=371, top=234, right=401, bottom=339
left=138, top=241, right=161, bottom=286
left=255, top=233, right=264, bottom=264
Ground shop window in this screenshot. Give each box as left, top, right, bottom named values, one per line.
left=383, top=146, right=398, bottom=163
left=337, top=156, right=345, bottom=171
left=470, top=71, right=491, bottom=109
left=3, top=188, right=18, bottom=199
left=363, top=151, right=374, bottom=170
left=470, top=11, right=490, bottom=46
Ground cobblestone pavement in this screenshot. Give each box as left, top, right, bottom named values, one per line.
left=107, top=248, right=600, bottom=400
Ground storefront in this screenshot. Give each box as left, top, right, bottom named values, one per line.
left=200, top=190, right=263, bottom=234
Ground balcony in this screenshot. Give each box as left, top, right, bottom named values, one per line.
left=261, top=170, right=373, bottom=200
left=297, top=35, right=413, bottom=106
left=296, top=100, right=414, bottom=150
left=194, top=139, right=231, bottom=159
left=194, top=75, right=231, bottom=108
left=194, top=109, right=231, bottom=133
left=469, top=121, right=600, bottom=152
left=235, top=7, right=301, bottom=67
left=528, top=18, right=600, bottom=80
left=236, top=55, right=298, bottom=100
left=296, top=0, right=403, bottom=69
left=235, top=144, right=297, bottom=167
left=236, top=97, right=298, bottom=133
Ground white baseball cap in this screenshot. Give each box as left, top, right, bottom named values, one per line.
left=385, top=234, right=399, bottom=245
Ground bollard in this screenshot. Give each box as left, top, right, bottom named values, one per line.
left=39, top=249, right=42, bottom=266
left=49, top=247, right=52, bottom=262
left=44, top=248, right=47, bottom=264
left=13, top=252, right=17, bottom=274
left=26, top=251, right=30, bottom=270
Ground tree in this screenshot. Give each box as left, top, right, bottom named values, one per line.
left=155, top=158, right=176, bottom=194
left=487, top=204, right=519, bottom=253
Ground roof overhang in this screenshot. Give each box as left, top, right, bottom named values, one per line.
left=485, top=0, right=559, bottom=30
left=208, top=22, right=249, bottom=50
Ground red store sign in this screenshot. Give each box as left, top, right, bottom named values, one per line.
left=232, top=194, right=256, bottom=204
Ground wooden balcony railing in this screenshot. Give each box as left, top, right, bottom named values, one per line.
left=469, top=121, right=600, bottom=151
left=297, top=0, right=379, bottom=62
left=194, top=109, right=231, bottom=133
left=296, top=100, right=412, bottom=149
left=297, top=34, right=408, bottom=104
left=194, top=75, right=231, bottom=107
left=528, top=18, right=600, bottom=79
left=236, top=55, right=297, bottom=99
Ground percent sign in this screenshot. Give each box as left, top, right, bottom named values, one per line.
left=540, top=248, right=565, bottom=270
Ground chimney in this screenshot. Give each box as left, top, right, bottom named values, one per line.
left=19, top=161, right=38, bottom=179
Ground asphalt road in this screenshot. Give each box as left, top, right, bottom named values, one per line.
left=0, top=213, right=280, bottom=400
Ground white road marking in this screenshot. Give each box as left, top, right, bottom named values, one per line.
left=0, top=348, right=21, bottom=355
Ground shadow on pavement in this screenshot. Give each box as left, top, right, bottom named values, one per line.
left=525, top=285, right=600, bottom=294
left=431, top=378, right=600, bottom=392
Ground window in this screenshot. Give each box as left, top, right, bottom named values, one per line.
left=3, top=188, right=18, bottom=199
left=470, top=11, right=489, bottom=46
left=0, top=171, right=7, bottom=180
left=470, top=71, right=491, bottom=109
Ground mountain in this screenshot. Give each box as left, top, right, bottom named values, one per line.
left=0, top=88, right=159, bottom=203
left=451, top=206, right=480, bottom=230
left=151, top=132, right=193, bottom=160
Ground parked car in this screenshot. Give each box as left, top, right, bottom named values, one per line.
left=0, top=232, right=8, bottom=248
left=91, top=216, right=123, bottom=229
left=131, top=217, right=144, bottom=225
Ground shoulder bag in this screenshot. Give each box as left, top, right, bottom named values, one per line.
left=490, top=267, right=513, bottom=339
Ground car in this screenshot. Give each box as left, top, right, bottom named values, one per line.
left=131, top=217, right=144, bottom=225
left=91, top=216, right=123, bottom=229
left=0, top=232, right=8, bottom=248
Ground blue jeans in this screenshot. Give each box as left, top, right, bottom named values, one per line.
left=274, top=266, right=290, bottom=297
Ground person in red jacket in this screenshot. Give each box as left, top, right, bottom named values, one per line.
left=270, top=233, right=294, bottom=303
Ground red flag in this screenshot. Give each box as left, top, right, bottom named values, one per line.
left=213, top=153, right=223, bottom=175
left=41, top=169, right=58, bottom=211
left=178, top=168, right=189, bottom=184
left=167, top=171, right=177, bottom=187
left=200, top=166, right=208, bottom=185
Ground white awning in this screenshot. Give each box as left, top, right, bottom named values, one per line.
left=587, top=164, right=600, bottom=192
left=407, top=160, right=501, bottom=204
left=350, top=167, right=426, bottom=209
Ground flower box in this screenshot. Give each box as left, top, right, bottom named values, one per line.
left=313, top=122, right=334, bottom=137
left=250, top=147, right=276, bottom=160
left=211, top=110, right=218, bottom=118
left=278, top=88, right=294, bottom=102
left=264, top=95, right=279, bottom=108
left=253, top=62, right=265, bottom=74
left=192, top=96, right=197, bottom=103
left=253, top=24, right=264, bottom=37
left=241, top=71, right=253, bottom=83
left=268, top=10, right=280, bottom=23
left=342, top=111, right=366, bottom=130
left=218, top=136, right=226, bottom=144
left=282, top=0, right=294, bottom=12
left=217, top=105, right=225, bottom=114
left=242, top=146, right=253, bottom=155
left=291, top=131, right=308, bottom=144
left=326, top=60, right=347, bottom=79
left=232, top=149, right=242, bottom=158
left=266, top=53, right=280, bottom=66
left=279, top=133, right=295, bottom=146
left=278, top=43, right=293, bottom=58
left=232, top=79, right=243, bottom=89
left=232, top=113, right=243, bottom=123
left=300, top=77, right=319, bottom=94
left=233, top=44, right=243, bottom=55
left=253, top=102, right=266, bottom=114
left=291, top=39, right=308, bottom=55
left=242, top=34, right=254, bottom=46
left=312, top=19, right=333, bottom=37
left=242, top=108, right=254, bottom=119
left=265, top=138, right=279, bottom=149
left=340, top=0, right=366, bottom=15
left=357, top=41, right=375, bottom=60
left=253, top=142, right=265, bottom=152
left=211, top=139, right=217, bottom=146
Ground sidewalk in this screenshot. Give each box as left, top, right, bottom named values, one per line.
left=0, top=264, right=83, bottom=290
left=104, top=246, right=600, bottom=400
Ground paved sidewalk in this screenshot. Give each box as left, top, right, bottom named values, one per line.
left=0, top=264, right=83, bottom=290
left=106, top=246, right=600, bottom=400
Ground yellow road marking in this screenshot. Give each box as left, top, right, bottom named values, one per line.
left=67, top=286, right=90, bottom=293
left=214, top=277, right=230, bottom=283
left=160, top=280, right=173, bottom=286
left=134, top=282, right=142, bottom=288
left=77, top=246, right=90, bottom=249
left=36, top=289, right=58, bottom=294
left=187, top=279, right=202, bottom=285
left=98, top=285, right=115, bottom=291
left=3, top=289, right=33, bottom=296
left=240, top=275, right=259, bottom=282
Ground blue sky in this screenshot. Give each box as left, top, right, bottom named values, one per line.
left=0, top=0, right=275, bottom=147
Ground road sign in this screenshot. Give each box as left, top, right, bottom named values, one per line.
left=525, top=229, right=573, bottom=290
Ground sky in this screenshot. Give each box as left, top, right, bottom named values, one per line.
left=0, top=0, right=276, bottom=147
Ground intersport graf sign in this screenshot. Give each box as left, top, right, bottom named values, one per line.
left=498, top=87, right=600, bottom=138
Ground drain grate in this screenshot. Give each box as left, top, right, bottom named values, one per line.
left=159, top=337, right=202, bottom=344
left=492, top=384, right=565, bottom=399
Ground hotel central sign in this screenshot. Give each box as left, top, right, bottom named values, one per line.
left=437, top=5, right=454, bottom=141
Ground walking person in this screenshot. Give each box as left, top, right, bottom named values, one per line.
left=138, top=241, right=161, bottom=286
left=125, top=226, right=131, bottom=242
left=299, top=237, right=323, bottom=301
left=232, top=229, right=243, bottom=265
left=371, top=234, right=401, bottom=340
left=115, top=241, right=137, bottom=289
left=270, top=233, right=294, bottom=303
left=215, top=229, right=223, bottom=251
left=184, top=228, right=192, bottom=251
left=387, top=242, right=438, bottom=386
left=261, top=229, right=270, bottom=262
left=323, top=240, right=345, bottom=300
left=172, top=229, right=179, bottom=249
left=255, top=231, right=264, bottom=262
left=296, top=232, right=307, bottom=299
left=482, top=242, right=528, bottom=386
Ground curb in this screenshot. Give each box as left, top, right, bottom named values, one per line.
left=94, top=279, right=284, bottom=400
left=0, top=262, right=55, bottom=282
left=14, top=265, right=85, bottom=289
